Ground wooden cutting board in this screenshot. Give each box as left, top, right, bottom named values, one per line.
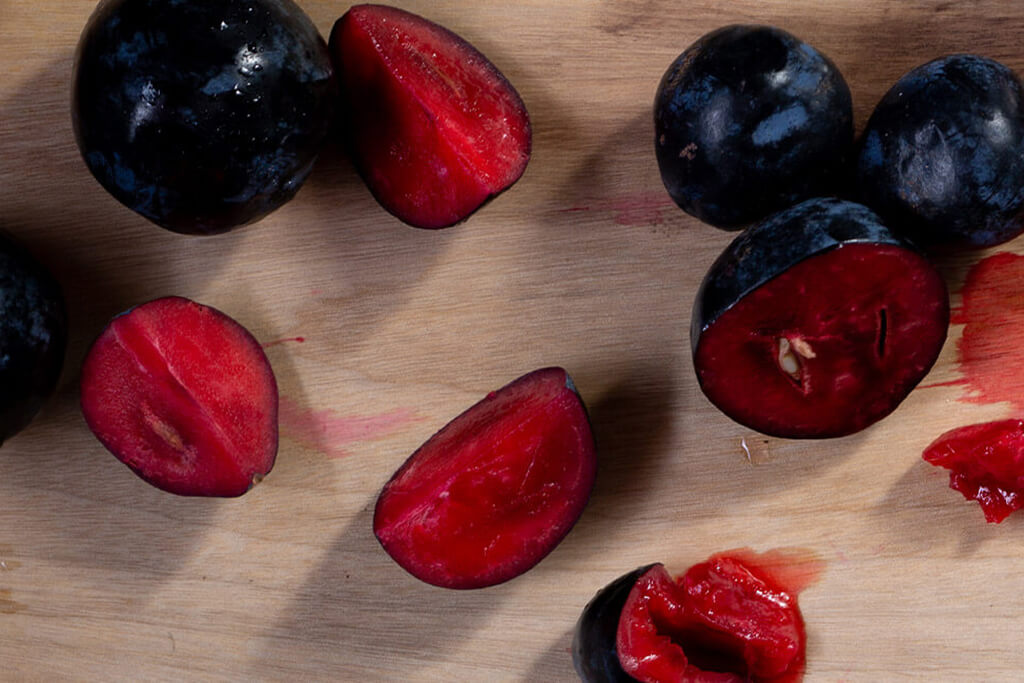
left=2, top=1, right=1023, bottom=680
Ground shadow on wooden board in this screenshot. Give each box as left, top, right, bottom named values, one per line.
left=244, top=499, right=512, bottom=679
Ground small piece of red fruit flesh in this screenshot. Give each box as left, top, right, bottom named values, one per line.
left=80, top=297, right=278, bottom=497
left=617, top=555, right=807, bottom=683
left=331, top=4, right=531, bottom=229
left=373, top=368, right=595, bottom=589
left=923, top=419, right=1024, bottom=523
left=695, top=244, right=948, bottom=438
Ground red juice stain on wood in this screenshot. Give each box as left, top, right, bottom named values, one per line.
left=919, top=252, right=1024, bottom=411
left=278, top=396, right=421, bottom=459
left=558, top=192, right=676, bottom=227
left=262, top=336, right=306, bottom=349
left=712, top=546, right=825, bottom=596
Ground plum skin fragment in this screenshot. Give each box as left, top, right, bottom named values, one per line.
left=923, top=419, right=1024, bottom=523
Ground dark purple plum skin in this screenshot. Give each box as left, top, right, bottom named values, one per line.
left=572, top=565, right=654, bottom=683
left=0, top=232, right=67, bottom=445
left=856, top=55, right=1024, bottom=248
left=72, top=0, right=335, bottom=235
left=691, top=198, right=911, bottom=353
left=655, top=26, right=853, bottom=230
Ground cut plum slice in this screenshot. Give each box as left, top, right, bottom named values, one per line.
left=80, top=297, right=278, bottom=496
left=923, top=419, right=1024, bottom=523
left=329, top=4, right=531, bottom=229
left=373, top=367, right=595, bottom=589
left=692, top=198, right=949, bottom=438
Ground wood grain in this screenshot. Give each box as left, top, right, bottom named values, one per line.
left=2, top=1, right=1024, bottom=680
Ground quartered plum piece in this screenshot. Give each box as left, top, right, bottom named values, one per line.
left=329, top=4, right=531, bottom=229
left=80, top=297, right=278, bottom=496
left=373, top=368, right=595, bottom=589
left=692, top=198, right=949, bottom=438
left=574, top=551, right=815, bottom=683
left=923, top=419, right=1024, bottom=523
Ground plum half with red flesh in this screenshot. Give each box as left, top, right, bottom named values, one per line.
left=373, top=368, right=595, bottom=589
left=923, top=419, right=1024, bottom=523
left=80, top=297, right=278, bottom=497
left=692, top=198, right=949, bottom=439
left=329, top=4, right=531, bottom=229
left=573, top=554, right=809, bottom=682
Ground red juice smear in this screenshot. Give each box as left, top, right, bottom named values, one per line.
left=934, top=252, right=1024, bottom=410
left=278, top=396, right=421, bottom=459
left=262, top=336, right=306, bottom=348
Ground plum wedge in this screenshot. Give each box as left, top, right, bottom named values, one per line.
left=80, top=297, right=278, bottom=496
left=692, top=198, right=949, bottom=438
left=374, top=368, right=595, bottom=589
left=329, top=4, right=531, bottom=229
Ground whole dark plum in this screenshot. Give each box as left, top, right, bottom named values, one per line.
left=654, top=25, right=853, bottom=230
left=72, top=0, right=335, bottom=235
left=857, top=55, right=1024, bottom=248
left=0, top=233, right=67, bottom=445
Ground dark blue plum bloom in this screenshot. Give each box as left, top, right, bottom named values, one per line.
left=72, top=0, right=335, bottom=235
left=654, top=26, right=853, bottom=230
left=856, top=55, right=1024, bottom=248
left=0, top=233, right=66, bottom=444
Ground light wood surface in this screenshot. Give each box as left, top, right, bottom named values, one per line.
left=2, top=1, right=1024, bottom=680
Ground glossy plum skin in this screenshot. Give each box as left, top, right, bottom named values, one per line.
left=0, top=233, right=67, bottom=445
left=573, top=565, right=655, bottom=682
left=692, top=198, right=949, bottom=438
left=373, top=368, right=595, bottom=589
left=329, top=4, right=531, bottom=229
left=857, top=55, right=1024, bottom=248
left=655, top=25, right=853, bottom=229
left=72, top=0, right=335, bottom=235
left=80, top=297, right=278, bottom=497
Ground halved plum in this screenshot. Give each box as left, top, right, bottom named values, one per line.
left=923, top=419, right=1024, bottom=523
left=329, top=4, right=532, bottom=229
left=373, top=367, right=595, bottom=589
left=574, top=552, right=814, bottom=683
left=692, top=198, right=949, bottom=438
left=80, top=297, right=278, bottom=496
